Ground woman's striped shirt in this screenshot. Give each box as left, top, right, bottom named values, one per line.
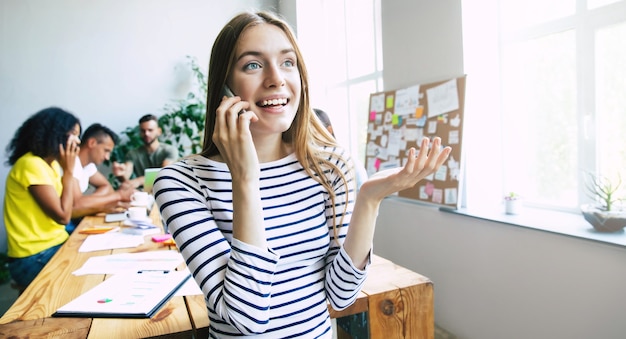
left=153, top=148, right=368, bottom=338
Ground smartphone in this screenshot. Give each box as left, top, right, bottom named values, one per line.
left=62, top=134, right=80, bottom=148
left=222, top=85, right=235, bottom=98
left=222, top=85, right=245, bottom=115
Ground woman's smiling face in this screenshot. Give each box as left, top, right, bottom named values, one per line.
left=228, top=23, right=301, bottom=137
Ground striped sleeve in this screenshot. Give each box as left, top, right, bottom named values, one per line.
left=322, top=148, right=370, bottom=311
left=153, top=162, right=280, bottom=335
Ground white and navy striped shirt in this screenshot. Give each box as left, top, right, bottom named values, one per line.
left=153, top=147, right=368, bottom=338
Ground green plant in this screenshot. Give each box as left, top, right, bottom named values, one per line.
left=584, top=172, right=624, bottom=211
left=503, top=192, right=520, bottom=201
left=159, top=56, right=207, bottom=156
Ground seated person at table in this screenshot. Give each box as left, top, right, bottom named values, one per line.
left=67, top=123, right=135, bottom=233
left=112, top=114, right=177, bottom=189
left=3, top=107, right=80, bottom=289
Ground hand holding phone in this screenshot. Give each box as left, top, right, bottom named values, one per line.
left=222, top=85, right=246, bottom=115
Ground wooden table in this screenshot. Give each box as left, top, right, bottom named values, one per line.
left=0, top=208, right=434, bottom=338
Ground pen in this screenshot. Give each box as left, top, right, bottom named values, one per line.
left=137, top=270, right=169, bottom=274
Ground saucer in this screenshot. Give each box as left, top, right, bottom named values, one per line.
left=130, top=201, right=153, bottom=207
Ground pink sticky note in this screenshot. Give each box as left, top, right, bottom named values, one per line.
left=370, top=111, right=377, bottom=121
left=152, top=234, right=173, bottom=243
left=425, top=182, right=435, bottom=196
left=374, top=158, right=381, bottom=170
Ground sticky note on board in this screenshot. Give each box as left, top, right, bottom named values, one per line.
left=392, top=114, right=399, bottom=125
left=432, top=189, right=443, bottom=204
left=425, top=182, right=435, bottom=196
left=370, top=111, right=377, bottom=121
left=386, top=95, right=394, bottom=109
left=415, top=106, right=424, bottom=119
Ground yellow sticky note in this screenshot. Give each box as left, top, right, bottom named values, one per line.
left=386, top=95, right=394, bottom=109
left=392, top=114, right=399, bottom=125
left=415, top=106, right=424, bottom=119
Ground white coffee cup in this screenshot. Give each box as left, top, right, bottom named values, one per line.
left=126, top=206, right=147, bottom=220
left=131, top=191, right=151, bottom=206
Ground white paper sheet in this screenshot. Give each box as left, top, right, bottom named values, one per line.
left=78, top=232, right=145, bottom=252
left=173, top=268, right=203, bottom=296
left=73, top=250, right=184, bottom=276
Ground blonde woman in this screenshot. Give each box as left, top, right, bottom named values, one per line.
left=153, top=11, right=451, bottom=338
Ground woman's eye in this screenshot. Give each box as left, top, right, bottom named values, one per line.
left=283, top=60, right=295, bottom=67
left=244, top=62, right=261, bottom=71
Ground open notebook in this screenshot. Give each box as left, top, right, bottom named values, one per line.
left=53, top=270, right=190, bottom=318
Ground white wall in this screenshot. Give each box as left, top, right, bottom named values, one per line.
left=0, top=0, right=278, bottom=253
left=378, top=1, right=626, bottom=339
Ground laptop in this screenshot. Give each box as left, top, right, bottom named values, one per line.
left=143, top=168, right=160, bottom=193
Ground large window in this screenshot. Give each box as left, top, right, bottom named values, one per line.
left=463, top=0, right=626, bottom=212
left=295, top=0, right=383, bottom=161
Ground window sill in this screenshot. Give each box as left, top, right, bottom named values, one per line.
left=440, top=204, right=626, bottom=248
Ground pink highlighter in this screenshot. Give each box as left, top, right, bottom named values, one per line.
left=151, top=234, right=173, bottom=243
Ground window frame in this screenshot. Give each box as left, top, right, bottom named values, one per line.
left=463, top=0, right=626, bottom=213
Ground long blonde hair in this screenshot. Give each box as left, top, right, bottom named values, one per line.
left=201, top=11, right=351, bottom=240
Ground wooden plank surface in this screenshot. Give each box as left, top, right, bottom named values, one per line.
left=0, top=317, right=91, bottom=339
left=0, top=208, right=196, bottom=337
left=0, top=208, right=434, bottom=338
left=0, top=216, right=112, bottom=323
left=362, top=255, right=434, bottom=339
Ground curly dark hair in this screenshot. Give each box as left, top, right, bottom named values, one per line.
left=6, top=107, right=81, bottom=165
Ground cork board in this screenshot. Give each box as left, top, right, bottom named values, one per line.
left=364, top=75, right=466, bottom=208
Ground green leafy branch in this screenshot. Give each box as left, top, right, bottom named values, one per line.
left=584, top=172, right=623, bottom=211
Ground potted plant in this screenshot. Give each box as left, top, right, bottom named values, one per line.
left=158, top=55, right=207, bottom=156
left=503, top=192, right=522, bottom=215
left=581, top=172, right=626, bottom=232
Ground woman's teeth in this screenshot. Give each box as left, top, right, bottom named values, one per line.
left=260, top=98, right=287, bottom=107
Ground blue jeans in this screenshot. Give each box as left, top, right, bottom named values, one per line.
left=8, top=243, right=63, bottom=287
left=65, top=217, right=82, bottom=234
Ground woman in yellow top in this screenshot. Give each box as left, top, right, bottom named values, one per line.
left=4, top=107, right=81, bottom=289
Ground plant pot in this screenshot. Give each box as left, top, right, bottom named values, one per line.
left=581, top=204, right=626, bottom=232
left=504, top=199, right=521, bottom=215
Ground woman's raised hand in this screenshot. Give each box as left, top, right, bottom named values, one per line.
left=58, top=134, right=80, bottom=175
left=360, top=137, right=451, bottom=202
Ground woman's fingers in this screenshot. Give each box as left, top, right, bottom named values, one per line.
left=212, top=96, right=259, bottom=177
left=405, top=137, right=451, bottom=181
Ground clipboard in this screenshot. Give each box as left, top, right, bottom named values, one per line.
left=53, top=270, right=190, bottom=318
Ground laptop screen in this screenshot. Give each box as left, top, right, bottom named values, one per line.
left=143, top=168, right=160, bottom=193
